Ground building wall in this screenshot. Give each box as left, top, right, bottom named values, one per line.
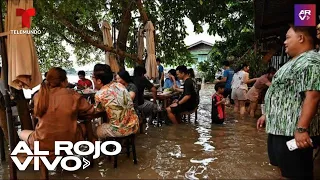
left=188, top=44, right=212, bottom=52
left=188, top=43, right=212, bottom=63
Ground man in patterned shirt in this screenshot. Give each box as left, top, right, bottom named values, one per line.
left=92, top=67, right=139, bottom=138
left=257, top=25, right=320, bottom=179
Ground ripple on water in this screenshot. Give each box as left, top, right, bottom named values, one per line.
left=194, top=126, right=215, bottom=152
left=185, top=165, right=208, bottom=180
left=190, top=158, right=218, bottom=166
left=168, top=145, right=186, bottom=158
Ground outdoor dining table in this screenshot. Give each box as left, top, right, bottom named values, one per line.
left=144, top=91, right=181, bottom=108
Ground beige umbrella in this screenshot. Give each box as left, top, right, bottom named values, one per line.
left=144, top=21, right=157, bottom=79
left=5, top=0, right=42, bottom=90
left=137, top=28, right=144, bottom=60
left=101, top=20, right=119, bottom=73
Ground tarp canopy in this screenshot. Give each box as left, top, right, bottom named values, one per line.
left=144, top=21, right=157, bottom=79
left=101, top=20, right=119, bottom=73
left=5, top=0, right=42, bottom=90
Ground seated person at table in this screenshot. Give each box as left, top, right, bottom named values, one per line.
left=163, top=69, right=181, bottom=89
left=132, top=66, right=157, bottom=117
left=166, top=65, right=197, bottom=124
left=19, top=67, right=96, bottom=151
left=93, top=69, right=139, bottom=138
left=116, top=70, right=139, bottom=108
left=211, top=82, right=226, bottom=124
left=77, top=70, right=93, bottom=89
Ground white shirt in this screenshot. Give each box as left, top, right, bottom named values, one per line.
left=231, top=70, right=248, bottom=90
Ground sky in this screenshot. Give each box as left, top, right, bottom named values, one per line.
left=72, top=18, right=222, bottom=70
left=183, top=18, right=222, bottom=46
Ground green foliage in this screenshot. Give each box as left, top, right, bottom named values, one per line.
left=28, top=0, right=257, bottom=72
left=195, top=0, right=268, bottom=80
left=33, top=0, right=107, bottom=71
left=198, top=60, right=219, bottom=82
left=232, top=51, right=268, bottom=78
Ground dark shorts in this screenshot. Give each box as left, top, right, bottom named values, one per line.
left=223, top=88, right=231, bottom=98
left=212, top=118, right=224, bottom=124
left=223, top=88, right=234, bottom=104
left=171, top=104, right=194, bottom=115
left=267, top=134, right=320, bottom=179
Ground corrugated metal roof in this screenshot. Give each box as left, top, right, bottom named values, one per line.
left=255, top=0, right=320, bottom=41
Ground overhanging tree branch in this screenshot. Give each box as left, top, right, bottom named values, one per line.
left=136, top=0, right=149, bottom=24
left=58, top=17, right=143, bottom=64
left=40, top=0, right=143, bottom=64
left=42, top=24, right=76, bottom=45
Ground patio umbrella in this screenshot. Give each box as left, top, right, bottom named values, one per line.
left=137, top=28, right=144, bottom=60
left=144, top=21, right=157, bottom=80
left=101, top=20, right=119, bottom=73
left=5, top=0, right=42, bottom=90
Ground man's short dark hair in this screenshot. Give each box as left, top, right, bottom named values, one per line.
left=289, top=24, right=317, bottom=46
left=94, top=71, right=113, bottom=85
left=94, top=64, right=111, bottom=74
left=156, top=58, right=161, bottom=63
left=214, top=82, right=225, bottom=91
left=134, top=66, right=146, bottom=77
left=118, top=70, right=132, bottom=83
left=176, top=65, right=188, bottom=74
left=222, top=61, right=230, bottom=66
left=78, top=70, right=85, bottom=76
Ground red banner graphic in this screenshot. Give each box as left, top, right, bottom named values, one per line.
left=16, top=8, right=36, bottom=28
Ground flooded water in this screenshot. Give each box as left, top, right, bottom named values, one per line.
left=1, top=84, right=319, bottom=179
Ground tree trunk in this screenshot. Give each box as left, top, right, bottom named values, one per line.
left=117, top=1, right=134, bottom=68
left=136, top=0, right=149, bottom=23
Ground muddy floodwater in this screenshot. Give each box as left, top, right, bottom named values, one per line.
left=1, top=84, right=319, bottom=179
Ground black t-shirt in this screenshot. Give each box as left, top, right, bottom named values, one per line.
left=132, top=76, right=154, bottom=105
left=180, top=78, right=197, bottom=109
left=126, top=83, right=139, bottom=107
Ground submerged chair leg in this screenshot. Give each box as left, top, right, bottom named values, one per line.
left=40, top=161, right=49, bottom=180
left=126, top=139, right=130, bottom=157
left=0, top=128, right=5, bottom=162
left=113, top=154, right=118, bottom=168
left=132, top=135, right=137, bottom=164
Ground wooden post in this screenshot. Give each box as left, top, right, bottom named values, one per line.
left=13, top=89, right=33, bottom=130
left=0, top=0, right=18, bottom=179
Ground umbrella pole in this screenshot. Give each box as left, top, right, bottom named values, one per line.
left=0, top=1, right=18, bottom=179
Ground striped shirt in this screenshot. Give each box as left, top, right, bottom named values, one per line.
left=265, top=50, right=320, bottom=136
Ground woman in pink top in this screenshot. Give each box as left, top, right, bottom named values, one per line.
left=247, top=67, right=276, bottom=117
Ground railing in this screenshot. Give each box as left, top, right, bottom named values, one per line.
left=269, top=55, right=289, bottom=69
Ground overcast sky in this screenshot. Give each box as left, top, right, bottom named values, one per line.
left=184, top=18, right=222, bottom=46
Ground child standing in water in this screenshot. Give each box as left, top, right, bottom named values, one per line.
left=211, top=82, right=226, bottom=124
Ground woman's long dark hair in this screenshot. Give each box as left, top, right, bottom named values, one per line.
left=168, top=69, right=179, bottom=81
left=235, top=63, right=249, bottom=73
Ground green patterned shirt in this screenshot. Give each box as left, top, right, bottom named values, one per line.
left=265, top=50, right=320, bottom=137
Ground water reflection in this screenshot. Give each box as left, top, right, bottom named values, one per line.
left=0, top=84, right=284, bottom=179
